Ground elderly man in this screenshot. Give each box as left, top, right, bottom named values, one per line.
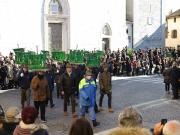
left=60, top=63, right=77, bottom=118
left=163, top=120, right=180, bottom=135
left=154, top=120, right=180, bottom=135
left=107, top=107, right=151, bottom=135
left=118, top=107, right=143, bottom=127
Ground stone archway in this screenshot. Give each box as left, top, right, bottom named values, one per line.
left=102, top=23, right=112, bottom=51
left=43, top=0, right=70, bottom=52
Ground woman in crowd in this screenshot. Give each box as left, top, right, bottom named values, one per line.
left=69, top=118, right=93, bottom=135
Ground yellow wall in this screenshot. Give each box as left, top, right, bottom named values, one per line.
left=166, top=17, right=180, bottom=49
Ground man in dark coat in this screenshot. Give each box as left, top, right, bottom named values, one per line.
left=18, top=66, right=31, bottom=109
left=60, top=63, right=77, bottom=118
left=163, top=68, right=171, bottom=93
left=170, top=62, right=180, bottom=99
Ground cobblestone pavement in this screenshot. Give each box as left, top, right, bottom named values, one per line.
left=1, top=75, right=180, bottom=135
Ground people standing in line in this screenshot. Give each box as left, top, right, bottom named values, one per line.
left=79, top=70, right=100, bottom=127
left=60, top=63, right=78, bottom=118
left=45, top=68, right=55, bottom=108
left=31, top=71, right=50, bottom=122
left=18, top=66, right=31, bottom=109
left=99, top=63, right=114, bottom=113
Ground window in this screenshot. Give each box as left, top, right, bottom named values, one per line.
left=174, top=18, right=176, bottom=23
left=103, top=25, right=111, bottom=35
left=147, top=17, right=153, bottom=25
left=171, top=30, right=177, bottom=38
left=49, top=0, right=62, bottom=14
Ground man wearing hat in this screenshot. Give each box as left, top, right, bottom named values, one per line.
left=60, top=63, right=77, bottom=118
left=99, top=63, right=114, bottom=113
left=79, top=70, right=100, bottom=127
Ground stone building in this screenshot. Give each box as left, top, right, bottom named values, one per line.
left=165, top=9, right=180, bottom=49
left=0, top=0, right=165, bottom=55
left=126, top=0, right=165, bottom=49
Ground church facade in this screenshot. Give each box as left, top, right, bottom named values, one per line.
left=43, top=0, right=127, bottom=52
left=0, top=0, right=165, bottom=55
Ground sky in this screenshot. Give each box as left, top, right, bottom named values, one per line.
left=0, top=0, right=179, bottom=56
left=165, top=0, right=179, bottom=15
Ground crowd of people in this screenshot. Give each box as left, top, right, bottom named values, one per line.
left=0, top=47, right=179, bottom=135
left=1, top=106, right=180, bottom=135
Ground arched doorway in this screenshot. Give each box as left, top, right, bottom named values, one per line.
left=43, top=0, right=70, bottom=52
left=102, top=24, right=112, bottom=51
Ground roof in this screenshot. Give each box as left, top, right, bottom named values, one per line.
left=167, top=9, right=180, bottom=19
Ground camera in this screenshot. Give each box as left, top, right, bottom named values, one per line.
left=161, top=119, right=167, bottom=125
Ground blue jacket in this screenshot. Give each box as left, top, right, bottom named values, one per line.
left=79, top=78, right=96, bottom=107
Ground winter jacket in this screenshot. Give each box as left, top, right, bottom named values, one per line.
left=79, top=78, right=96, bottom=107
left=108, top=127, right=151, bottom=135
left=99, top=71, right=112, bottom=92
left=59, top=72, right=77, bottom=95
left=19, top=72, right=31, bottom=89
left=3, top=122, right=19, bottom=135
left=31, top=75, right=50, bottom=101
left=170, top=67, right=180, bottom=86
left=163, top=68, right=171, bottom=83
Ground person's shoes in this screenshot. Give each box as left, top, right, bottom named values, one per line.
left=108, top=108, right=114, bottom=113
left=72, top=112, right=78, bottom=118
left=64, top=112, right=68, bottom=116
left=92, top=120, right=100, bottom=127
left=95, top=109, right=100, bottom=113
left=41, top=119, right=47, bottom=123
left=50, top=104, right=55, bottom=108
left=99, top=107, right=104, bottom=111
